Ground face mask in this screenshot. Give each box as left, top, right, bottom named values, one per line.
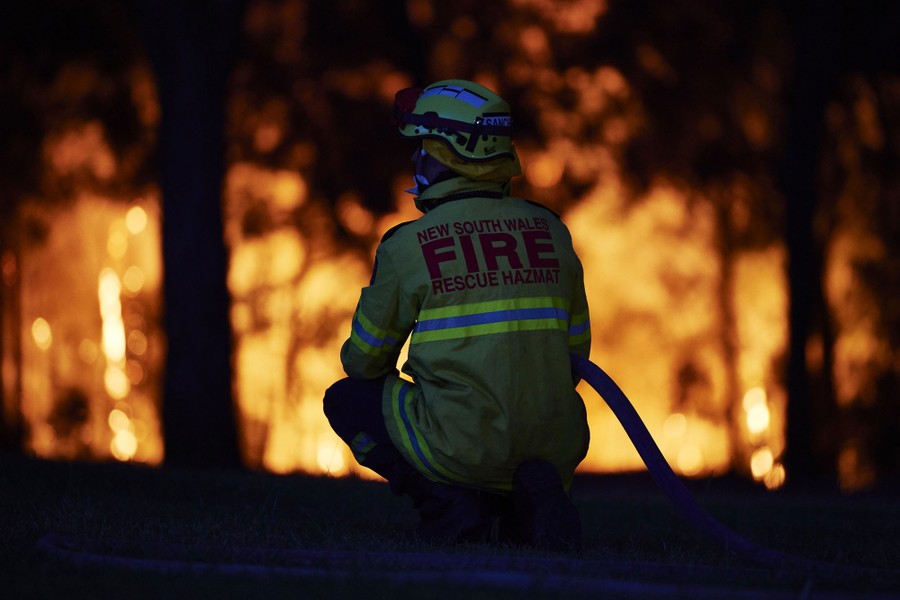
left=405, top=146, right=450, bottom=196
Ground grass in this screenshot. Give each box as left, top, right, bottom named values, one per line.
left=2, top=452, right=899, bottom=599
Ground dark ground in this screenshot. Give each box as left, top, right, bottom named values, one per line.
left=2, top=452, right=899, bottom=599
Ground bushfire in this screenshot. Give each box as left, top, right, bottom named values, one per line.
left=5, top=161, right=790, bottom=489
left=2, top=0, right=895, bottom=494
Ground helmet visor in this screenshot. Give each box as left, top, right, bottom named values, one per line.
left=390, top=87, right=423, bottom=126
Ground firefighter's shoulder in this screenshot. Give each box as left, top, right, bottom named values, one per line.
left=380, top=220, right=416, bottom=243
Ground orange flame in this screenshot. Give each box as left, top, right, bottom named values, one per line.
left=11, top=161, right=792, bottom=483
left=15, top=195, right=163, bottom=463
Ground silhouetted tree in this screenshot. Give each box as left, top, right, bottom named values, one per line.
left=129, top=0, right=246, bottom=468
left=778, top=0, right=843, bottom=486
left=780, top=0, right=900, bottom=486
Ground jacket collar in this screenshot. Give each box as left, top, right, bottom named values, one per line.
left=414, top=177, right=508, bottom=213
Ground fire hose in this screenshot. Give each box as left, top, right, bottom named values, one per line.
left=32, top=354, right=889, bottom=590
left=571, top=353, right=840, bottom=573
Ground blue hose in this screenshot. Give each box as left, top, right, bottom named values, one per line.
left=571, top=353, right=808, bottom=569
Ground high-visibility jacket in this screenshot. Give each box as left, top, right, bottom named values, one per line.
left=341, top=177, right=591, bottom=492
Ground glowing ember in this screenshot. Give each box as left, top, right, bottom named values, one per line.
left=677, top=443, right=704, bottom=477
left=750, top=446, right=774, bottom=479
left=122, top=266, right=145, bottom=295
left=335, top=192, right=376, bottom=237
left=509, top=0, right=609, bottom=34
left=31, top=318, right=53, bottom=351
left=125, top=206, right=148, bottom=235
left=316, top=437, right=347, bottom=474
left=763, top=463, right=786, bottom=490
left=663, top=413, right=687, bottom=439
left=111, top=428, right=138, bottom=461
left=743, top=387, right=770, bottom=436
left=526, top=152, right=566, bottom=188
left=44, top=121, right=116, bottom=180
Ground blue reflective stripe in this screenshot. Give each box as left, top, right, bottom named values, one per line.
left=352, top=318, right=383, bottom=348
left=414, top=306, right=568, bottom=334
left=568, top=319, right=591, bottom=337
left=395, top=382, right=452, bottom=483
left=352, top=314, right=400, bottom=350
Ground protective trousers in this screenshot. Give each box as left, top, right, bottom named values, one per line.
left=322, top=376, right=415, bottom=493
left=323, top=376, right=494, bottom=542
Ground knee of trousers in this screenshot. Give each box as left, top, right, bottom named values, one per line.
left=322, top=376, right=386, bottom=443
left=322, top=378, right=353, bottom=432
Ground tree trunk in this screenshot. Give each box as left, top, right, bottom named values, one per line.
left=780, top=1, right=842, bottom=487
left=0, top=222, right=27, bottom=452
left=130, top=0, right=246, bottom=469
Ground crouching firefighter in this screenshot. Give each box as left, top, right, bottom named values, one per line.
left=323, top=80, right=591, bottom=551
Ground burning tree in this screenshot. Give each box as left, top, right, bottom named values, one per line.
left=0, top=0, right=161, bottom=459
left=1, top=0, right=898, bottom=489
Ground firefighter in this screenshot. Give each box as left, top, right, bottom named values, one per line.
left=323, top=80, right=591, bottom=551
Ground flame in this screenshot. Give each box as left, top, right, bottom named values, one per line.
left=5, top=161, right=862, bottom=488
left=316, top=437, right=347, bottom=474
left=405, top=0, right=434, bottom=27
left=9, top=4, right=888, bottom=491
left=44, top=120, right=116, bottom=180
left=568, top=182, right=729, bottom=475
left=749, top=446, right=784, bottom=491
left=15, top=126, right=792, bottom=484
left=125, top=206, right=148, bottom=235
left=763, top=463, right=786, bottom=490
left=509, top=0, right=609, bottom=34
left=98, top=267, right=132, bottom=403
left=663, top=412, right=687, bottom=438
left=122, top=266, right=145, bottom=295
left=108, top=407, right=139, bottom=461
left=526, top=151, right=566, bottom=188
left=750, top=446, right=774, bottom=478
left=225, top=159, right=792, bottom=481
left=335, top=191, right=376, bottom=237
left=99, top=269, right=126, bottom=361
left=743, top=387, right=770, bottom=437
left=826, top=229, right=890, bottom=408
left=14, top=195, right=163, bottom=463
left=31, top=318, right=53, bottom=351
left=822, top=215, right=890, bottom=489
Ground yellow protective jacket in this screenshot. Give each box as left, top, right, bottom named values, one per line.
left=340, top=178, right=590, bottom=492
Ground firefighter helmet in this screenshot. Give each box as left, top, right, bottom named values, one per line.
left=392, top=80, right=520, bottom=173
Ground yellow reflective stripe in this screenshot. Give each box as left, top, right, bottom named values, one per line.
left=412, top=318, right=567, bottom=343
left=388, top=379, right=477, bottom=486
left=568, top=309, right=591, bottom=346
left=418, top=296, right=568, bottom=319
left=349, top=432, right=377, bottom=462
left=411, top=297, right=570, bottom=345
left=349, top=307, right=402, bottom=356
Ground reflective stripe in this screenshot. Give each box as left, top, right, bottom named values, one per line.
left=349, top=307, right=402, bottom=356
left=350, top=432, right=377, bottom=462
left=568, top=310, right=591, bottom=346
left=411, top=297, right=570, bottom=344
left=422, top=84, right=487, bottom=107
left=415, top=306, right=567, bottom=333
left=389, top=379, right=476, bottom=486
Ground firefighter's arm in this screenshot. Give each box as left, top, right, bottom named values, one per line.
left=340, top=247, right=412, bottom=379
left=568, top=258, right=591, bottom=360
